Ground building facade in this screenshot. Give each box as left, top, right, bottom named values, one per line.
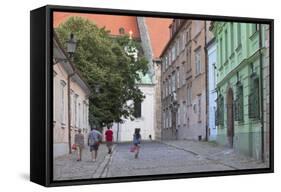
left=53, top=34, right=91, bottom=158
left=206, top=39, right=217, bottom=141
left=160, top=20, right=210, bottom=141
left=263, top=24, right=270, bottom=166
left=212, top=22, right=269, bottom=161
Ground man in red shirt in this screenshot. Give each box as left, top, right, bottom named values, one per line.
left=105, top=126, right=114, bottom=154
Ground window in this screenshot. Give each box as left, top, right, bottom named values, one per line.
left=166, top=111, right=168, bottom=128
left=187, top=48, right=191, bottom=71
left=78, top=103, right=81, bottom=128
left=195, top=49, right=201, bottom=75
left=251, top=24, right=258, bottom=35
left=162, top=111, right=166, bottom=128
left=176, top=68, right=180, bottom=88
left=195, top=21, right=200, bottom=34
left=172, top=72, right=176, bottom=92
left=219, top=38, right=223, bottom=66
left=165, top=80, right=168, bottom=97
left=224, top=30, right=228, bottom=61
left=162, top=82, right=165, bottom=98
left=133, top=100, right=142, bottom=118
left=172, top=46, right=176, bottom=61
left=119, top=27, right=125, bottom=34
left=234, top=81, right=244, bottom=121
left=181, top=33, right=185, bottom=51
left=74, top=94, right=79, bottom=127
left=248, top=73, right=260, bottom=119
left=177, top=104, right=180, bottom=126
left=177, top=38, right=180, bottom=55
left=165, top=56, right=168, bottom=70
left=216, top=94, right=224, bottom=126
left=168, top=77, right=171, bottom=95
left=169, top=50, right=172, bottom=65
left=198, top=95, right=202, bottom=122
left=70, top=90, right=74, bottom=126
left=60, top=80, right=66, bottom=125
left=187, top=85, right=192, bottom=105
left=230, top=23, right=234, bottom=53
left=183, top=102, right=187, bottom=125
left=167, top=110, right=170, bottom=128
left=186, top=31, right=189, bottom=44
left=181, top=65, right=185, bottom=86
left=237, top=23, right=241, bottom=46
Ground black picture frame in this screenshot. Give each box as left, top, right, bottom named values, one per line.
left=30, top=4, right=274, bottom=187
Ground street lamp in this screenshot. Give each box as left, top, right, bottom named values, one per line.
left=67, top=33, right=77, bottom=59
left=66, top=33, right=77, bottom=154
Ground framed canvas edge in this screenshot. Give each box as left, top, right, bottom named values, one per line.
left=30, top=4, right=274, bottom=187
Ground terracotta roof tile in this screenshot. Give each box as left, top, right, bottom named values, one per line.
left=53, top=12, right=140, bottom=38
left=145, top=17, right=172, bottom=58
left=53, top=12, right=172, bottom=59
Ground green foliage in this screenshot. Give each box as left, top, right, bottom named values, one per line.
left=56, top=16, right=149, bottom=127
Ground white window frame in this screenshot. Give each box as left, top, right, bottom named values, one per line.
left=60, top=80, right=66, bottom=125
left=176, top=68, right=180, bottom=88
left=195, top=49, right=201, bottom=75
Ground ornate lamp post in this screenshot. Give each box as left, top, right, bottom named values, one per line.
left=66, top=33, right=77, bottom=154
left=67, top=33, right=77, bottom=60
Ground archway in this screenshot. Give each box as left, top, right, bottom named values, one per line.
left=226, top=88, right=234, bottom=148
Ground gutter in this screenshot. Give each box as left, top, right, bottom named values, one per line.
left=259, top=24, right=265, bottom=162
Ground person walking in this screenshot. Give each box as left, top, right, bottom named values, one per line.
left=132, top=128, right=141, bottom=159
left=105, top=126, right=114, bottom=154
left=74, top=128, right=84, bottom=161
left=88, top=127, right=102, bottom=162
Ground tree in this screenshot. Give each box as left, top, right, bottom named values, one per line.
left=56, top=16, right=148, bottom=127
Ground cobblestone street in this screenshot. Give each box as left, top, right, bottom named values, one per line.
left=54, top=140, right=267, bottom=180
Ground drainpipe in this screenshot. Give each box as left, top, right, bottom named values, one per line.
left=204, top=21, right=209, bottom=141
left=67, top=72, right=75, bottom=154
left=258, top=24, right=265, bottom=162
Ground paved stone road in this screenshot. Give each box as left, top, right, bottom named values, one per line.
left=106, top=140, right=267, bottom=177
left=53, top=144, right=114, bottom=180
left=53, top=140, right=267, bottom=180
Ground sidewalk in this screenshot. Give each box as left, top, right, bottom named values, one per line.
left=53, top=144, right=115, bottom=180
left=161, top=140, right=267, bottom=170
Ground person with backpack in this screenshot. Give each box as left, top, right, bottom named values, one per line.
left=88, top=127, right=102, bottom=162
left=132, top=128, right=141, bottom=159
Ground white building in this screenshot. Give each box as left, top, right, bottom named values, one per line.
left=207, top=40, right=217, bottom=141
left=111, top=25, right=156, bottom=142
left=53, top=33, right=91, bottom=158
left=111, top=78, right=155, bottom=142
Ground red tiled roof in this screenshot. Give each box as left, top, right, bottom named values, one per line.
left=53, top=12, right=172, bottom=59
left=53, top=12, right=140, bottom=38
left=145, top=17, right=172, bottom=58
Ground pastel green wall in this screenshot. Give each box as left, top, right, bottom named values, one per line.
left=212, top=22, right=267, bottom=160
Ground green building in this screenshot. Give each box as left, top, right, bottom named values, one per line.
left=211, top=22, right=268, bottom=161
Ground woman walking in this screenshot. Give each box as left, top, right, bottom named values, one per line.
left=74, top=129, right=84, bottom=161
left=132, top=128, right=141, bottom=159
